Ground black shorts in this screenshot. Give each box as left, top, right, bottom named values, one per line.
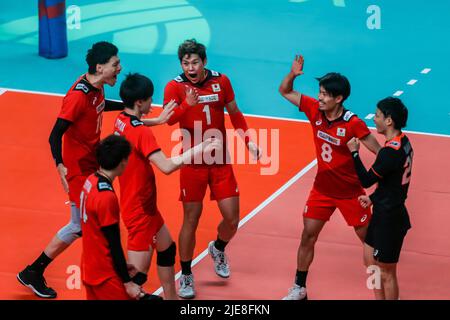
left=364, top=207, right=410, bottom=264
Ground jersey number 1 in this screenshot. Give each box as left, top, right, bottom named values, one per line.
left=203, top=105, right=211, bottom=125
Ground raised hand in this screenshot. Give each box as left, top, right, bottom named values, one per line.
left=185, top=86, right=199, bottom=106
left=158, top=100, right=177, bottom=124
left=291, top=55, right=304, bottom=76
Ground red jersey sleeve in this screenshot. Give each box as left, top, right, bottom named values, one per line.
left=96, top=191, right=120, bottom=227
left=220, top=74, right=235, bottom=104
left=163, top=81, right=182, bottom=105
left=299, top=94, right=319, bottom=121
left=138, top=127, right=161, bottom=158
left=349, top=117, right=371, bottom=139
left=58, top=91, right=86, bottom=122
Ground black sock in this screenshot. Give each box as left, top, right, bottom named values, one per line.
left=295, top=270, right=308, bottom=288
left=180, top=260, right=192, bottom=275
left=29, top=252, right=53, bottom=274
left=214, top=236, right=228, bottom=252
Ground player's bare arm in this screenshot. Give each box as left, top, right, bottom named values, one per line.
left=279, top=54, right=304, bottom=107
left=360, top=134, right=381, bottom=154
left=148, top=138, right=222, bottom=174
left=225, top=100, right=262, bottom=160
left=141, top=100, right=176, bottom=126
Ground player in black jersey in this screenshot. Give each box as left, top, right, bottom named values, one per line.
left=347, top=97, right=412, bottom=300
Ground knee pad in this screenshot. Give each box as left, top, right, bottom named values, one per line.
left=57, top=205, right=82, bottom=244
left=57, top=222, right=81, bottom=244
left=157, top=242, right=176, bottom=267
left=132, top=272, right=148, bottom=285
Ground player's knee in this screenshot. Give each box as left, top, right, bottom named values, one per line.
left=57, top=222, right=82, bottom=244
left=300, top=229, right=319, bottom=246
left=225, top=216, right=239, bottom=231
left=157, top=242, right=176, bottom=267
left=132, top=272, right=148, bottom=285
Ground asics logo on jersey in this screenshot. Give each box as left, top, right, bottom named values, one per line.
left=198, top=94, right=219, bottom=103
left=75, top=83, right=89, bottom=93
left=98, top=182, right=112, bottom=191
left=315, top=120, right=322, bottom=126
left=317, top=130, right=341, bottom=146
left=343, top=111, right=355, bottom=121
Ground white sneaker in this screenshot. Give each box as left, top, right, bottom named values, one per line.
left=282, top=284, right=307, bottom=300
left=208, top=241, right=230, bottom=278
left=178, top=273, right=195, bottom=299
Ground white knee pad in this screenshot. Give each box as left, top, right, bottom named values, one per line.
left=57, top=203, right=82, bottom=244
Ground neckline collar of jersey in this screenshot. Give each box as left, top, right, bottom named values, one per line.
left=121, top=111, right=141, bottom=122
left=95, top=171, right=113, bottom=186
left=385, top=132, right=405, bottom=146
left=322, top=107, right=348, bottom=125
left=81, top=74, right=100, bottom=91
left=179, top=69, right=213, bottom=87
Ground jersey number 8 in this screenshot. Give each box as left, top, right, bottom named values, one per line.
left=321, top=142, right=333, bottom=163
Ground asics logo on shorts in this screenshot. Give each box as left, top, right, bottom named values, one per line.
left=360, top=214, right=368, bottom=223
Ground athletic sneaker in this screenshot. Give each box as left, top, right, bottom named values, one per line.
left=282, top=284, right=307, bottom=300
left=178, top=273, right=195, bottom=299
left=208, top=241, right=230, bottom=278
left=17, top=266, right=57, bottom=299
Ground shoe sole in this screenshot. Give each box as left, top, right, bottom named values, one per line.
left=16, top=274, right=57, bottom=299
left=178, top=292, right=196, bottom=299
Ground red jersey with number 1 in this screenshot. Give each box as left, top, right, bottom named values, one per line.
left=300, top=95, right=371, bottom=198
left=58, top=75, right=105, bottom=179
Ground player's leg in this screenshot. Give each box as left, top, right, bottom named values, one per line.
left=377, top=262, right=399, bottom=300
left=178, top=201, right=202, bottom=299
left=364, top=243, right=385, bottom=300
left=336, top=196, right=371, bottom=243
left=17, top=201, right=82, bottom=298
left=155, top=225, right=177, bottom=300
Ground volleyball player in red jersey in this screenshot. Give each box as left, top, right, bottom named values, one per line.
left=114, top=73, right=221, bottom=300
left=279, top=55, right=381, bottom=300
left=163, top=39, right=261, bottom=299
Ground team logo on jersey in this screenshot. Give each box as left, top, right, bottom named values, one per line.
left=360, top=214, right=368, bottom=223
left=131, top=119, right=144, bottom=127
left=198, top=94, right=219, bottom=103
left=174, top=75, right=184, bottom=83
left=315, top=120, right=322, bottom=126
left=212, top=83, right=221, bottom=92
left=96, top=100, right=105, bottom=113
left=343, top=111, right=355, bottom=121
left=387, top=140, right=401, bottom=149
left=317, top=130, right=340, bottom=146
left=337, top=128, right=346, bottom=137
left=98, top=182, right=113, bottom=191
left=75, top=83, right=89, bottom=93
left=211, top=70, right=220, bottom=77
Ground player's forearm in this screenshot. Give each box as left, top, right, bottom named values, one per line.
left=104, top=99, right=125, bottom=112
left=279, top=71, right=298, bottom=96
left=351, top=151, right=378, bottom=188
left=171, top=142, right=205, bottom=168
left=48, top=118, right=71, bottom=165
left=101, top=224, right=131, bottom=283
left=229, top=111, right=251, bottom=145
left=167, top=100, right=190, bottom=125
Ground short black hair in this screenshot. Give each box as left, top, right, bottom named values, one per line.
left=178, top=39, right=207, bottom=62
left=96, top=134, right=131, bottom=170
left=377, top=97, right=408, bottom=130
left=316, top=72, right=351, bottom=102
left=86, top=41, right=119, bottom=74
left=119, top=73, right=154, bottom=108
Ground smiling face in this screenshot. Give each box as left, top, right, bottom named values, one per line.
left=373, top=107, right=390, bottom=134
left=98, top=55, right=122, bottom=87
left=181, top=53, right=206, bottom=84
left=317, top=86, right=342, bottom=112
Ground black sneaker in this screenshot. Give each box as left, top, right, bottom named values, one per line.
left=139, top=293, right=163, bottom=301
left=17, top=266, right=57, bottom=299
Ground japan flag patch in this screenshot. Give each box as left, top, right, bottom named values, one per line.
left=212, top=83, right=221, bottom=92
left=337, top=128, right=346, bottom=137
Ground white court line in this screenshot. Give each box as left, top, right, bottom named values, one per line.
left=393, top=90, right=404, bottom=97
left=0, top=88, right=7, bottom=96
left=407, top=79, right=418, bottom=85
left=421, top=68, right=431, bottom=74
left=152, top=159, right=318, bottom=296
left=365, top=114, right=375, bottom=120
left=3, top=87, right=449, bottom=139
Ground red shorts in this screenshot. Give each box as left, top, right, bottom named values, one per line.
left=303, top=188, right=371, bottom=227
left=124, top=211, right=164, bottom=251
left=68, top=175, right=89, bottom=208
left=85, top=276, right=132, bottom=300
left=179, top=165, right=239, bottom=202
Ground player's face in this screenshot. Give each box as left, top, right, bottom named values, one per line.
left=318, top=86, right=342, bottom=112
left=100, top=55, right=122, bottom=87
left=374, top=108, right=387, bottom=134
left=139, top=96, right=153, bottom=116
left=181, top=54, right=206, bottom=84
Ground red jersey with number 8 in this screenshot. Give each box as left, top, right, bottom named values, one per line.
left=299, top=95, right=371, bottom=198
